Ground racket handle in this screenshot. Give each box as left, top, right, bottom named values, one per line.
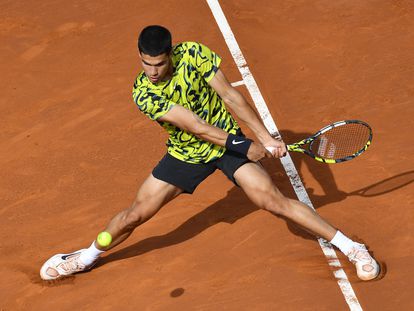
left=266, top=145, right=289, bottom=158
left=266, top=145, right=290, bottom=152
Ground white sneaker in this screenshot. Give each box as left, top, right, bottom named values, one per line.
left=40, top=249, right=97, bottom=280
left=347, top=243, right=380, bottom=281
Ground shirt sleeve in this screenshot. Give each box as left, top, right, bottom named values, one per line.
left=132, top=87, right=175, bottom=121
left=190, top=42, right=222, bottom=82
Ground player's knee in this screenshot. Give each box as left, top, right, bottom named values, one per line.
left=262, top=195, right=290, bottom=216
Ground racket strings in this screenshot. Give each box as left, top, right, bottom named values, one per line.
left=311, top=124, right=371, bottom=160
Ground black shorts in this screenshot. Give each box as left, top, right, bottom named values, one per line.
left=152, top=150, right=251, bottom=194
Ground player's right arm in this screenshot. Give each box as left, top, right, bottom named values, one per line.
left=158, top=104, right=268, bottom=162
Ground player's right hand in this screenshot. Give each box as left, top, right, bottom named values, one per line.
left=264, top=139, right=287, bottom=158
left=247, top=142, right=272, bottom=162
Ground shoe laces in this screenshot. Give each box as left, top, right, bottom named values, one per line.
left=347, top=243, right=371, bottom=264
left=59, top=254, right=85, bottom=273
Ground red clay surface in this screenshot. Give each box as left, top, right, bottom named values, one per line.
left=1, top=1, right=413, bottom=310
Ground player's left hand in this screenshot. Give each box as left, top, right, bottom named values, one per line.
left=263, top=138, right=287, bottom=158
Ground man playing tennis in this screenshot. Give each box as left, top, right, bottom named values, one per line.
left=40, top=25, right=380, bottom=281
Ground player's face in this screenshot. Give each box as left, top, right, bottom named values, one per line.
left=139, top=52, right=172, bottom=84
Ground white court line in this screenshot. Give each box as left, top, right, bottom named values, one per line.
left=206, top=1, right=363, bottom=310
left=231, top=80, right=245, bottom=87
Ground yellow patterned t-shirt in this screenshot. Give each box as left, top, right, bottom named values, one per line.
left=132, top=42, right=240, bottom=163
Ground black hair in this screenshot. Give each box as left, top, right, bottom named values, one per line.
left=138, top=25, right=172, bottom=56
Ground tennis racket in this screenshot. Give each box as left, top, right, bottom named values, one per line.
left=268, top=120, right=373, bottom=163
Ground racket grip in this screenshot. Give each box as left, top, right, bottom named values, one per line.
left=266, top=144, right=290, bottom=152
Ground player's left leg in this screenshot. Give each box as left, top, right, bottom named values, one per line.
left=235, top=162, right=337, bottom=240
left=233, top=162, right=380, bottom=281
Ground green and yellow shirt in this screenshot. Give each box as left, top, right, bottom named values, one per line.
left=132, top=42, right=239, bottom=163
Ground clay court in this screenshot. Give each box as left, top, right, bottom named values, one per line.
left=1, top=0, right=413, bottom=310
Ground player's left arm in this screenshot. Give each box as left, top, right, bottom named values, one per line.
left=208, top=69, right=286, bottom=157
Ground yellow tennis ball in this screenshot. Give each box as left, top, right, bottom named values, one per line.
left=97, top=231, right=112, bottom=247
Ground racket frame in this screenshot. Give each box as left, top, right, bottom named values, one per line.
left=286, top=120, right=373, bottom=163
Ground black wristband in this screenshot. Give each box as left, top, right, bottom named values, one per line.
left=225, top=134, right=252, bottom=155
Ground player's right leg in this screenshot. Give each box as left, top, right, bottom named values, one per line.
left=40, top=174, right=183, bottom=280
left=98, top=174, right=184, bottom=250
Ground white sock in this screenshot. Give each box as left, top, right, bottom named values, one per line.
left=330, top=231, right=355, bottom=255
left=79, top=241, right=105, bottom=265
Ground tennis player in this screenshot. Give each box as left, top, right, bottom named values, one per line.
left=40, top=25, right=380, bottom=281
